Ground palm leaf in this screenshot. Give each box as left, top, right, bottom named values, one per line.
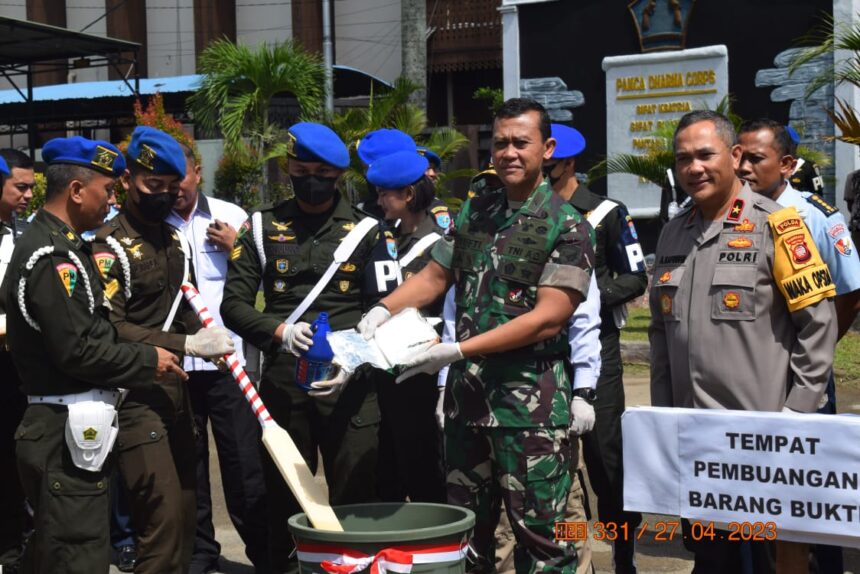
left=602, top=152, right=674, bottom=188
left=420, top=127, right=470, bottom=160
left=825, top=96, right=860, bottom=145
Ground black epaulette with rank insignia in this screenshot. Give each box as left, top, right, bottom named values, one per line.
left=805, top=193, right=838, bottom=217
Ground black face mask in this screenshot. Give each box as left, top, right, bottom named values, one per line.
left=291, top=175, right=338, bottom=206
left=543, top=162, right=564, bottom=187
left=135, top=191, right=178, bottom=222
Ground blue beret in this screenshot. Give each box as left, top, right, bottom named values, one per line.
left=0, top=156, right=9, bottom=177
left=416, top=146, right=441, bottom=168
left=786, top=125, right=800, bottom=145
left=551, top=124, right=586, bottom=159
left=127, top=126, right=186, bottom=177
left=287, top=122, right=349, bottom=169
left=42, top=136, right=126, bottom=177
left=357, top=129, right=416, bottom=165
left=367, top=151, right=428, bottom=189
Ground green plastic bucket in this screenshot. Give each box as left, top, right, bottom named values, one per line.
left=288, top=503, right=475, bottom=573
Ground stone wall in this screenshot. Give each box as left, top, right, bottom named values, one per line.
left=520, top=77, right=585, bottom=122
left=755, top=47, right=836, bottom=203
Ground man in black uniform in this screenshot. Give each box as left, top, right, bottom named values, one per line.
left=222, top=122, right=401, bottom=573
left=93, top=127, right=235, bottom=574
left=5, top=136, right=186, bottom=574
left=546, top=124, right=648, bottom=574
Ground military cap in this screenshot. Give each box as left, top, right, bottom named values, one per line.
left=416, top=146, right=441, bottom=168
left=287, top=122, right=349, bottom=169
left=0, top=156, right=9, bottom=177
left=550, top=124, right=586, bottom=159
left=357, top=129, right=416, bottom=165
left=367, top=151, right=428, bottom=189
left=42, top=136, right=126, bottom=177
left=786, top=125, right=801, bottom=145
left=127, top=126, right=186, bottom=177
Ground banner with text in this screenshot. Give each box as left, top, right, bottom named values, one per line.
left=623, top=407, right=860, bottom=546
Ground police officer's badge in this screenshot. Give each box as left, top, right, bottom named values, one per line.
left=342, top=222, right=356, bottom=231
left=268, top=233, right=295, bottom=242
left=836, top=237, right=853, bottom=256
left=431, top=205, right=452, bottom=230
left=91, top=145, right=118, bottom=172
left=785, top=234, right=812, bottom=266
left=339, top=280, right=350, bottom=293
left=273, top=221, right=292, bottom=231
left=56, top=262, right=77, bottom=297
left=94, top=252, right=116, bottom=278
left=136, top=144, right=157, bottom=170
left=273, top=279, right=286, bottom=293
left=386, top=236, right=398, bottom=259
left=276, top=259, right=289, bottom=273
left=120, top=237, right=134, bottom=246
left=723, top=291, right=741, bottom=310
left=660, top=293, right=672, bottom=315
left=339, top=262, right=357, bottom=273
left=126, top=244, right=144, bottom=260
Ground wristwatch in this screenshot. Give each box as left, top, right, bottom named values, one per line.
left=572, top=388, right=597, bottom=404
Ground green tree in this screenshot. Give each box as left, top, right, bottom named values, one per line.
left=190, top=39, right=325, bottom=205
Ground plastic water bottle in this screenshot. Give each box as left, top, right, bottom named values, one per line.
left=294, top=312, right=334, bottom=392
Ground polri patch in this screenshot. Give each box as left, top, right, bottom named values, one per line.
left=276, top=259, right=289, bottom=273
left=785, top=234, right=812, bottom=266
left=56, top=262, right=77, bottom=297
left=829, top=223, right=846, bottom=238
left=386, top=237, right=398, bottom=259
left=273, top=279, right=286, bottom=292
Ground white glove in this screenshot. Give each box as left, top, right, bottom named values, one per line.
left=435, top=387, right=446, bottom=430
left=185, top=326, right=235, bottom=358
left=782, top=405, right=800, bottom=414
left=308, top=363, right=353, bottom=397
left=357, top=305, right=391, bottom=340
left=280, top=322, right=313, bottom=357
left=569, top=396, right=596, bottom=436
left=0, top=313, right=6, bottom=337
left=396, top=342, right=463, bottom=383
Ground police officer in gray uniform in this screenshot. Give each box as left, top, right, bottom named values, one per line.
left=650, top=110, right=837, bottom=572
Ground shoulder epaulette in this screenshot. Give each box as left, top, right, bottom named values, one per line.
left=804, top=193, right=838, bottom=217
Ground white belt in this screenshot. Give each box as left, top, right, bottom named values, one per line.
left=28, top=389, right=121, bottom=407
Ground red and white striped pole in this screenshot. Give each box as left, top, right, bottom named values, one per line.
left=181, top=283, right=273, bottom=427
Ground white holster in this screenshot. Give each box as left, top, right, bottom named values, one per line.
left=64, top=400, right=119, bottom=473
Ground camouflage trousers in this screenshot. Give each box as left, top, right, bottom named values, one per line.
left=445, top=419, right=576, bottom=574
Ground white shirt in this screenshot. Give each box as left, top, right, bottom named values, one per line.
left=437, top=272, right=602, bottom=390
left=167, top=193, right=248, bottom=372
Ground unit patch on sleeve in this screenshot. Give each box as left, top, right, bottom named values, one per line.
left=56, top=262, right=77, bottom=297
left=768, top=206, right=836, bottom=312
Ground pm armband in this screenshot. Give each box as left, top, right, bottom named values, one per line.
left=768, top=207, right=836, bottom=312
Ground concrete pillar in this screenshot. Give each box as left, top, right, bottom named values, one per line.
left=499, top=5, right=520, bottom=100
left=833, top=0, right=860, bottom=213
left=401, top=0, right=427, bottom=108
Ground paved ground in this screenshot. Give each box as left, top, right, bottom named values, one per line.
left=111, top=376, right=860, bottom=573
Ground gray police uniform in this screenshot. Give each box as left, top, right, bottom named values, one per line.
left=650, top=183, right=837, bottom=413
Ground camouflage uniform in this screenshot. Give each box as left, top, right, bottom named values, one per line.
left=431, top=181, right=595, bottom=573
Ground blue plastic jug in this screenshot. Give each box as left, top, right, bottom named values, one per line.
left=295, top=312, right=334, bottom=392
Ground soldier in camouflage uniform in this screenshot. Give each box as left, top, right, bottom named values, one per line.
left=359, top=99, right=595, bottom=573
